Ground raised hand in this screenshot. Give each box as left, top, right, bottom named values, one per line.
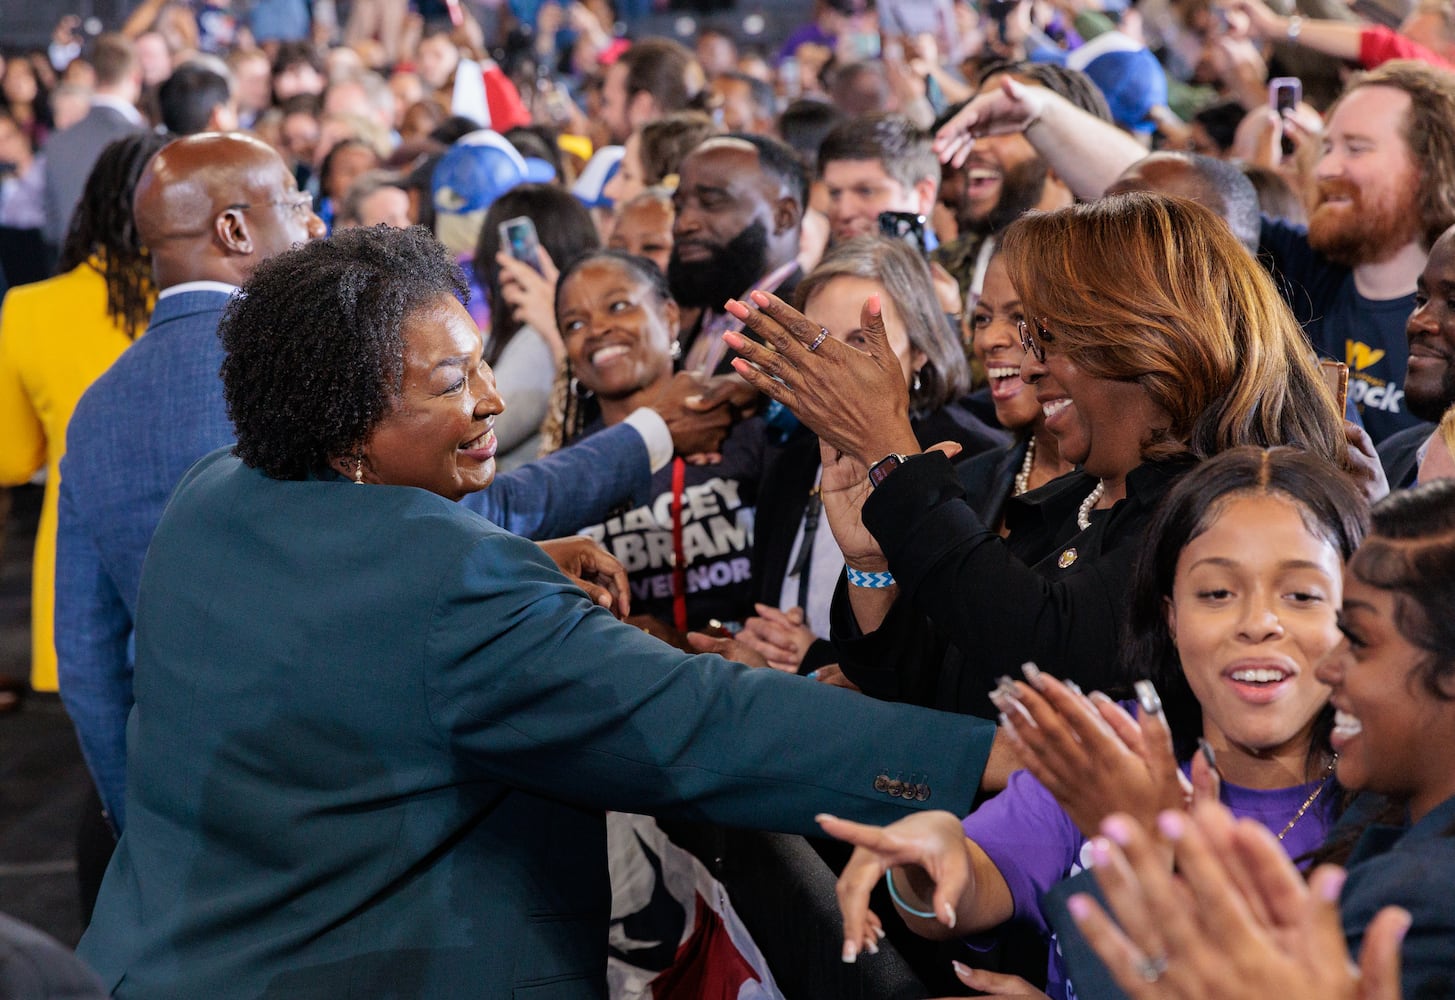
left=1070, top=804, right=1409, bottom=1000
left=722, top=291, right=920, bottom=468
left=496, top=245, right=565, bottom=363
left=933, top=76, right=1049, bottom=169
left=994, top=668, right=1187, bottom=838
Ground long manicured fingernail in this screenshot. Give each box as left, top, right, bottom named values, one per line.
left=1021, top=661, right=1046, bottom=689
left=952, top=960, right=975, bottom=981
left=1318, top=868, right=1348, bottom=903
left=1066, top=894, right=1093, bottom=920
left=1008, top=697, right=1038, bottom=729
left=1157, top=810, right=1187, bottom=840
left=864, top=937, right=879, bottom=956
left=1197, top=738, right=1218, bottom=771
left=875, top=925, right=886, bottom=940
left=868, top=293, right=881, bottom=315
left=1065, top=679, right=1084, bottom=696
left=842, top=940, right=858, bottom=964
left=750, top=289, right=771, bottom=306
left=815, top=813, right=837, bottom=825
left=942, top=901, right=957, bottom=929
left=1391, top=907, right=1413, bottom=942
left=1135, top=680, right=1163, bottom=717
left=1102, top=815, right=1133, bottom=846
left=1090, top=836, right=1113, bottom=866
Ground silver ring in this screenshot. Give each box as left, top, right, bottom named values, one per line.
left=1134, top=954, right=1168, bottom=983
left=807, top=327, right=828, bottom=352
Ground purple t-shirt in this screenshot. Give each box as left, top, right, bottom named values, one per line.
left=962, top=764, right=1336, bottom=1000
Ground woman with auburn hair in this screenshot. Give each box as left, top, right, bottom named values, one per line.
left=998, top=193, right=1344, bottom=464
left=721, top=192, right=1348, bottom=715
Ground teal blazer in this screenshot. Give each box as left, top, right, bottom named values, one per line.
left=79, top=450, right=995, bottom=999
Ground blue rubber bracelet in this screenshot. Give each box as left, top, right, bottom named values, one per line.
left=846, top=567, right=896, bottom=589
left=885, top=869, right=938, bottom=920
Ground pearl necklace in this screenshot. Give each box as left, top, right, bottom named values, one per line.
left=1076, top=480, right=1105, bottom=531
left=1277, top=756, right=1339, bottom=842
left=1013, top=438, right=1037, bottom=496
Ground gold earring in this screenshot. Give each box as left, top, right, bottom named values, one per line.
left=353, top=455, right=364, bottom=484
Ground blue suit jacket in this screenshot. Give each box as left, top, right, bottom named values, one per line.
left=56, top=289, right=654, bottom=830
left=77, top=451, right=994, bottom=999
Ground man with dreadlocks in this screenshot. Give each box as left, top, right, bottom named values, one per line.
left=0, top=131, right=169, bottom=704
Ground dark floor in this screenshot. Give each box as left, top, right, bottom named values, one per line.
left=0, top=484, right=90, bottom=947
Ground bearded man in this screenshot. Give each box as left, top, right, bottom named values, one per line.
left=1260, top=60, right=1455, bottom=442
left=667, top=134, right=807, bottom=376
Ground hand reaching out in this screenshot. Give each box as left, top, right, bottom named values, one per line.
left=537, top=535, right=630, bottom=617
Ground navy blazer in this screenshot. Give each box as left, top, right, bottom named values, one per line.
left=78, top=451, right=995, bottom=998
left=57, top=290, right=659, bottom=831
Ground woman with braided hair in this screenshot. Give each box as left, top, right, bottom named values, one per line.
left=0, top=130, right=168, bottom=697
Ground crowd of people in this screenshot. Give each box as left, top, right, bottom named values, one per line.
left=1, top=0, right=1454, bottom=995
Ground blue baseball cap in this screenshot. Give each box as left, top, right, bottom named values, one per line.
left=432, top=129, right=557, bottom=217
left=1067, top=32, right=1168, bottom=135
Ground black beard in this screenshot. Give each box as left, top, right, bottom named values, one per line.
left=667, top=220, right=771, bottom=309
left=968, top=156, right=1051, bottom=238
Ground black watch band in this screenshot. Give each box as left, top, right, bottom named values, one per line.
left=868, top=453, right=911, bottom=489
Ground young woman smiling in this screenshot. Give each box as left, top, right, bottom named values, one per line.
left=816, top=447, right=1368, bottom=998
left=1066, top=479, right=1455, bottom=999
left=553, top=248, right=765, bottom=635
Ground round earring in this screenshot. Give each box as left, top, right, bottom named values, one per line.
left=911, top=370, right=923, bottom=393
left=569, top=376, right=594, bottom=400
left=353, top=455, right=364, bottom=484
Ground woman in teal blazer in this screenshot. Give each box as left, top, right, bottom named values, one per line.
left=77, top=226, right=1001, bottom=998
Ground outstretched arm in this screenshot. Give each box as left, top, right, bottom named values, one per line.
left=934, top=76, right=1145, bottom=201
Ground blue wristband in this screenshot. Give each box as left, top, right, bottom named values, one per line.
left=846, top=567, right=895, bottom=588
left=885, top=869, right=938, bottom=920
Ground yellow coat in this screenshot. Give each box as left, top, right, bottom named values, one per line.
left=0, top=261, right=144, bottom=691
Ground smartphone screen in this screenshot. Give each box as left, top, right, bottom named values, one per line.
left=498, top=216, right=542, bottom=273
left=878, top=211, right=929, bottom=256
left=1269, top=77, right=1301, bottom=156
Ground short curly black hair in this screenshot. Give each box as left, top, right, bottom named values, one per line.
left=220, top=225, right=467, bottom=480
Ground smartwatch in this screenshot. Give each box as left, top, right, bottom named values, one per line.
left=868, top=453, right=911, bottom=489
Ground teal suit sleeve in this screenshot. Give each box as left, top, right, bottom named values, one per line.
left=424, top=530, right=995, bottom=831
left=459, top=422, right=652, bottom=539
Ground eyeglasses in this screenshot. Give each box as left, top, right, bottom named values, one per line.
left=1016, top=318, right=1054, bottom=363
left=228, top=195, right=316, bottom=220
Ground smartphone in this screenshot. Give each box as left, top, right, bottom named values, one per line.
left=1269, top=77, right=1301, bottom=156
left=1320, top=359, right=1349, bottom=416
left=498, top=216, right=542, bottom=273
left=879, top=210, right=929, bottom=256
